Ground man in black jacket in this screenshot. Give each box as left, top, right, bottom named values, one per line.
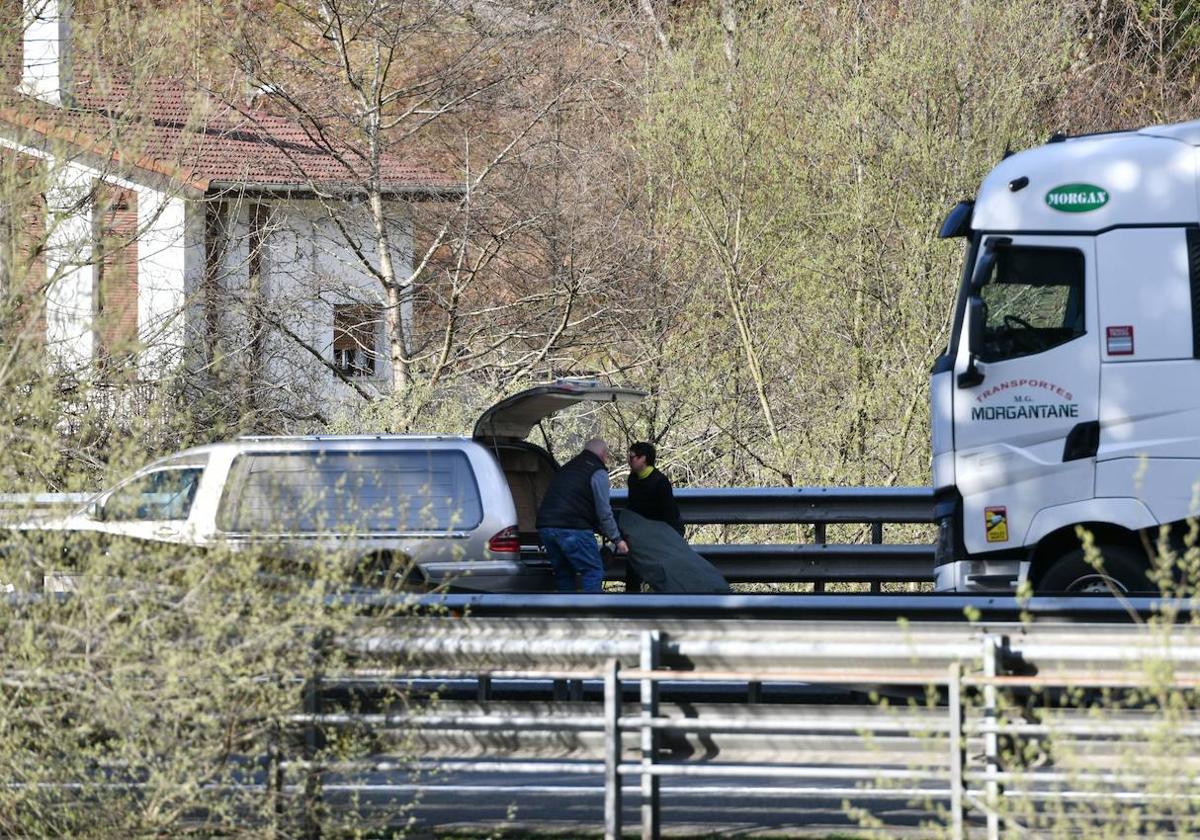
left=626, top=441, right=684, bottom=536
left=536, top=438, right=629, bottom=592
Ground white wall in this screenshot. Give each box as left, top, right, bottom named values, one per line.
left=181, top=201, right=208, bottom=370
left=137, top=190, right=189, bottom=377
left=0, top=137, right=192, bottom=380
left=20, top=0, right=72, bottom=107
left=42, top=160, right=94, bottom=371
left=257, top=198, right=414, bottom=409
left=0, top=129, right=417, bottom=414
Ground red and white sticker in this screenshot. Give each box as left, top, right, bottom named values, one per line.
left=1106, top=325, right=1134, bottom=356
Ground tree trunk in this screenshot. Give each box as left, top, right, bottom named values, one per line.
left=371, top=190, right=410, bottom=394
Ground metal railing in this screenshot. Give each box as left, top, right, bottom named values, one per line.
left=614, top=486, right=936, bottom=587
left=0, top=486, right=937, bottom=586
left=6, top=590, right=1199, bottom=836
left=0, top=492, right=89, bottom=521
left=624, top=486, right=935, bottom=525
left=285, top=608, right=1200, bottom=839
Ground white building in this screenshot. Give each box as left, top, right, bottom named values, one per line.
left=2, top=0, right=456, bottom=414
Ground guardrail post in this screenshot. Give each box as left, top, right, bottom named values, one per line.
left=301, top=630, right=330, bottom=840
left=813, top=523, right=827, bottom=593
left=640, top=630, right=661, bottom=840
left=267, top=720, right=285, bottom=834
left=604, top=657, right=623, bottom=840
left=983, top=637, right=1001, bottom=840
left=948, top=663, right=965, bottom=840
left=870, top=523, right=883, bottom=592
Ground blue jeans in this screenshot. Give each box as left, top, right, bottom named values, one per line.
left=538, top=527, right=604, bottom=592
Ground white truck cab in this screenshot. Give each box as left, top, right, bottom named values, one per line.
left=933, top=119, right=1200, bottom=593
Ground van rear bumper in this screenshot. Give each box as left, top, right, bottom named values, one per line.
left=421, top=559, right=556, bottom=592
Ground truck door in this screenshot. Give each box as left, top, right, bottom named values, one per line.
left=953, top=236, right=1099, bottom=557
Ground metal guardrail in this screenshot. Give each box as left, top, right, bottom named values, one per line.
left=286, top=609, right=1200, bottom=839
left=0, top=486, right=936, bottom=585
left=618, top=486, right=936, bottom=587
left=617, top=486, right=936, bottom=525
left=0, top=487, right=934, bottom=521
left=397, top=592, right=1188, bottom=622
left=0, top=492, right=89, bottom=521
left=6, top=591, right=1198, bottom=835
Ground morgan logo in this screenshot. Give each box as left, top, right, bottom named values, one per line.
left=1045, top=183, right=1109, bottom=213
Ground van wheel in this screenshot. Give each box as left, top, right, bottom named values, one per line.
left=1036, top=545, right=1154, bottom=594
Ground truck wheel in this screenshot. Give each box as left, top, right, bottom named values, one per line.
left=1036, top=545, right=1154, bottom=594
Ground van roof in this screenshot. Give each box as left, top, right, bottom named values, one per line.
left=234, top=434, right=469, bottom=442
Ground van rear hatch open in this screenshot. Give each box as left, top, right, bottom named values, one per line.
left=473, top=380, right=647, bottom=443
left=473, top=380, right=647, bottom=542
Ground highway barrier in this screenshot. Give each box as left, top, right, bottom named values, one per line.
left=284, top=601, right=1200, bottom=839
left=0, top=486, right=938, bottom=587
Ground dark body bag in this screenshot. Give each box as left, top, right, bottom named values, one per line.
left=617, top=509, right=730, bottom=594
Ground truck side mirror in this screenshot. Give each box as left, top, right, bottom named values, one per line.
left=967, top=296, right=984, bottom=354
left=957, top=297, right=986, bottom=388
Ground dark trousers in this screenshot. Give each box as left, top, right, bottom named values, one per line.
left=538, top=527, right=604, bottom=592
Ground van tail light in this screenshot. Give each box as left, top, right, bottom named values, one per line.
left=487, top=526, right=520, bottom=555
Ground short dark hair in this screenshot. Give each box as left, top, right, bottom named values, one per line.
left=628, top=441, right=656, bottom=466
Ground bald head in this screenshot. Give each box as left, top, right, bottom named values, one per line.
left=583, top=438, right=611, bottom=465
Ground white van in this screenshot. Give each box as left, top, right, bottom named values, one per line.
left=16, top=380, right=645, bottom=592
left=933, top=119, right=1200, bottom=593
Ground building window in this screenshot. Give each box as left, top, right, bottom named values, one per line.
left=333, top=304, right=381, bottom=377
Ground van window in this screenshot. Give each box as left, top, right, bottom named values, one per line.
left=977, top=246, right=1085, bottom=362
left=103, top=467, right=204, bottom=522
left=218, top=450, right=483, bottom=534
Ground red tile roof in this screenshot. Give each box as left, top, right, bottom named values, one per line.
left=0, top=74, right=459, bottom=196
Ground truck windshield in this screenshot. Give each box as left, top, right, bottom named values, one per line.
left=975, top=245, right=1085, bottom=363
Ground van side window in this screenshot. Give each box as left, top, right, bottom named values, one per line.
left=218, top=450, right=483, bottom=534
left=103, top=468, right=204, bottom=522
left=977, top=246, right=1085, bottom=362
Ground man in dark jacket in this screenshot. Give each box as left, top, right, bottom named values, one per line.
left=536, top=438, right=629, bottom=592
left=626, top=441, right=684, bottom=536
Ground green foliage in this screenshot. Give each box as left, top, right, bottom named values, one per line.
left=0, top=528, right=407, bottom=836
left=634, top=0, right=1071, bottom=489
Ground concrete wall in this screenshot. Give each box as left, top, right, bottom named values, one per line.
left=217, top=196, right=414, bottom=409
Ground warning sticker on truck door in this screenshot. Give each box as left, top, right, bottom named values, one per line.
left=985, top=507, right=1009, bottom=543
